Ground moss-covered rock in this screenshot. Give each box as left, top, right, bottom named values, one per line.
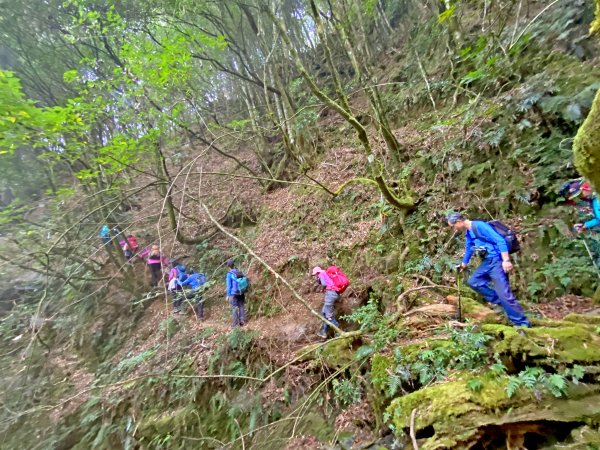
left=483, top=323, right=600, bottom=364
left=387, top=374, right=600, bottom=449
left=297, top=336, right=357, bottom=369
left=563, top=425, right=600, bottom=449
left=371, top=353, right=393, bottom=392
left=563, top=313, right=600, bottom=325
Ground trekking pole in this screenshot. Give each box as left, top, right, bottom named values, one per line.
left=456, top=268, right=463, bottom=322
left=581, top=238, right=600, bottom=281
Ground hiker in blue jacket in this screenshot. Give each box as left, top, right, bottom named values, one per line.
left=572, top=182, right=600, bottom=267
left=573, top=183, right=600, bottom=232
left=226, top=259, right=246, bottom=327
left=99, top=225, right=111, bottom=246
left=180, top=268, right=206, bottom=318
left=447, top=212, right=530, bottom=327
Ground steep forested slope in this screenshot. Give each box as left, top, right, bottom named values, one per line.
left=1, top=1, right=600, bottom=449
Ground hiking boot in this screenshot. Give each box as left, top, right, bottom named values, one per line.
left=317, top=332, right=327, bottom=339
left=173, top=309, right=181, bottom=315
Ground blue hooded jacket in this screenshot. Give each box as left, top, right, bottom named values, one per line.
left=181, top=272, right=206, bottom=290
left=463, top=221, right=509, bottom=264
left=226, top=269, right=239, bottom=296
left=100, top=225, right=110, bottom=238
left=176, top=265, right=187, bottom=283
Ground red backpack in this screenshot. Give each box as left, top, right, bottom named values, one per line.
left=326, top=266, right=350, bottom=293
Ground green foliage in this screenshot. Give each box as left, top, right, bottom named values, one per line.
left=528, top=254, right=598, bottom=300
left=466, top=378, right=483, bottom=392
left=344, top=295, right=400, bottom=349
left=159, top=317, right=180, bottom=338
left=385, top=326, right=491, bottom=395
left=505, top=365, right=585, bottom=399
left=332, top=378, right=362, bottom=407
left=116, top=347, right=158, bottom=375
left=227, top=328, right=258, bottom=351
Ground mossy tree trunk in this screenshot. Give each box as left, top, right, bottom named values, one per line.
left=573, top=6, right=600, bottom=192
left=573, top=88, right=600, bottom=192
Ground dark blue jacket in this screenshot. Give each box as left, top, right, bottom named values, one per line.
left=463, top=221, right=509, bottom=264
left=181, top=272, right=206, bottom=290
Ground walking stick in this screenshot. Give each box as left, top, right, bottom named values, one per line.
left=455, top=267, right=464, bottom=322
left=581, top=238, right=600, bottom=281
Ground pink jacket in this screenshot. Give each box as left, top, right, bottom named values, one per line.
left=139, top=247, right=168, bottom=265
left=318, top=271, right=336, bottom=291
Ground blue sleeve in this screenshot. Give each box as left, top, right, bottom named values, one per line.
left=585, top=197, right=600, bottom=229
left=476, top=222, right=509, bottom=253
left=226, top=272, right=233, bottom=296
left=463, top=232, right=473, bottom=265
left=181, top=276, right=191, bottom=286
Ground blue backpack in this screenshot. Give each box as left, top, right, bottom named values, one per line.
left=234, top=270, right=249, bottom=294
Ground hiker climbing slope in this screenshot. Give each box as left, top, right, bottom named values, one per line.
left=225, top=260, right=248, bottom=328
left=180, top=268, right=206, bottom=319
left=312, top=265, right=349, bottom=339
left=447, top=212, right=530, bottom=328
left=168, top=261, right=187, bottom=313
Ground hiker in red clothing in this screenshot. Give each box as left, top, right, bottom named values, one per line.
left=312, top=266, right=350, bottom=339
left=126, top=235, right=138, bottom=255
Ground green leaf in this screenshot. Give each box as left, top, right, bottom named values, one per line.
left=437, top=4, right=456, bottom=24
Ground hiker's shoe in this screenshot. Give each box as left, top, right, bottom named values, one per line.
left=317, top=332, right=327, bottom=339
left=173, top=309, right=181, bottom=314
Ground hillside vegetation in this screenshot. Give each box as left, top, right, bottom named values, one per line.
left=1, top=0, right=600, bottom=449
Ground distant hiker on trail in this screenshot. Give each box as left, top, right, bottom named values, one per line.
left=139, top=244, right=168, bottom=288
left=168, top=261, right=187, bottom=313
left=120, top=235, right=138, bottom=260
left=226, top=260, right=248, bottom=328
left=127, top=235, right=138, bottom=256
left=447, top=212, right=531, bottom=328
left=312, top=266, right=350, bottom=339
left=180, top=268, right=207, bottom=319
left=99, top=225, right=111, bottom=246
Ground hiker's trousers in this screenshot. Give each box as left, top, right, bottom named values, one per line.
left=468, top=257, right=530, bottom=327
left=230, top=294, right=246, bottom=327
left=320, top=290, right=341, bottom=334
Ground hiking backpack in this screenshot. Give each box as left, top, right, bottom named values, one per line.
left=235, top=270, right=249, bottom=294
left=483, top=220, right=521, bottom=254
left=325, top=266, right=350, bottom=293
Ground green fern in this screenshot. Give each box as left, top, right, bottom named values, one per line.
left=506, top=376, right=522, bottom=398
left=332, top=378, right=362, bottom=407
left=545, top=373, right=567, bottom=397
